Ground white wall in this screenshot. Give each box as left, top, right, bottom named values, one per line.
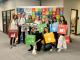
left=42, top=0, right=63, bottom=7
left=0, top=0, right=40, bottom=31
left=64, top=0, right=80, bottom=34
left=42, top=0, right=80, bottom=34
left=0, top=4, right=5, bottom=31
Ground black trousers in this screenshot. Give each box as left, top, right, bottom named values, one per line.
left=10, top=37, right=15, bottom=45
left=23, top=32, right=25, bottom=44
left=36, top=33, right=43, bottom=51
left=53, top=32, right=59, bottom=48
left=18, top=26, right=21, bottom=44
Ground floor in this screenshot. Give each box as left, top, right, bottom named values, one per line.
left=0, top=31, right=80, bottom=60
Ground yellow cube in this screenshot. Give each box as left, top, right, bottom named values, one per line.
left=44, top=32, right=55, bottom=44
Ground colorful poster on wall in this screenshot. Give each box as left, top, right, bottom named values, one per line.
left=24, top=8, right=32, bottom=19
left=16, top=8, right=24, bottom=13
left=16, top=6, right=64, bottom=24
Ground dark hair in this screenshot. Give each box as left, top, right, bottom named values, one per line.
left=60, top=16, right=65, bottom=21
left=59, top=16, right=67, bottom=25
left=12, top=14, right=18, bottom=19
left=44, top=27, right=49, bottom=33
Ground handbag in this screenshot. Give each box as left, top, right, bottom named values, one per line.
left=50, top=22, right=59, bottom=32
left=38, top=23, right=47, bottom=33
left=25, top=35, right=36, bottom=45
left=58, top=24, right=68, bottom=34
left=65, top=35, right=70, bottom=45
left=44, top=32, right=55, bottom=44
left=8, top=30, right=18, bottom=38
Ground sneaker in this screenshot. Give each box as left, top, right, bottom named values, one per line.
left=50, top=49, right=53, bottom=52
left=54, top=48, right=58, bottom=51
left=10, top=45, right=13, bottom=49
left=57, top=49, right=62, bottom=52
left=13, top=43, right=16, bottom=47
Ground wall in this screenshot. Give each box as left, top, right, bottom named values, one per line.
left=1, top=0, right=80, bottom=34
left=0, top=0, right=40, bottom=31
left=64, top=0, right=80, bottom=34
left=41, top=0, right=63, bottom=7
left=42, top=0, right=80, bottom=35
left=0, top=4, right=5, bottom=31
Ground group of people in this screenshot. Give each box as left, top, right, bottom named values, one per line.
left=8, top=13, right=68, bottom=53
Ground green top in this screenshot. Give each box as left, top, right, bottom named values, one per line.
left=38, top=23, right=47, bottom=33
left=26, top=19, right=33, bottom=23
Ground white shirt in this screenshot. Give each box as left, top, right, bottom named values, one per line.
left=18, top=18, right=25, bottom=26
left=10, top=20, right=18, bottom=30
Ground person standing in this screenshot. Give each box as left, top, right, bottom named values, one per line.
left=17, top=13, right=26, bottom=44
left=57, top=16, right=68, bottom=52
left=8, top=14, right=18, bottom=48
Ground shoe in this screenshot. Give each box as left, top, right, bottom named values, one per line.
left=57, top=49, right=61, bottom=52
left=50, top=49, right=53, bottom=52
left=28, top=49, right=33, bottom=51
left=54, top=48, right=58, bottom=51
left=13, top=43, right=16, bottom=47
left=10, top=45, right=13, bottom=49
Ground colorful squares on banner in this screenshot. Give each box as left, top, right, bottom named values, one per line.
left=17, top=7, right=64, bottom=21
left=42, top=8, right=48, bottom=12
left=60, top=8, right=64, bottom=11
left=42, top=11, right=46, bottom=15
left=60, top=8, right=64, bottom=16
left=60, top=11, right=64, bottom=16
left=56, top=8, right=60, bottom=12
left=17, top=8, right=24, bottom=13
left=52, top=11, right=56, bottom=15
left=56, top=8, right=60, bottom=15
left=35, top=8, right=38, bottom=11
left=32, top=8, right=36, bottom=12
left=25, top=8, right=32, bottom=13
left=53, top=7, right=56, bottom=11
left=49, top=8, right=53, bottom=11
left=32, top=12, right=35, bottom=16
left=36, top=11, right=42, bottom=16
left=49, top=11, right=52, bottom=15
left=46, top=11, right=49, bottom=15
left=52, top=14, right=56, bottom=18
left=38, top=8, right=42, bottom=12
left=32, top=12, right=36, bottom=18
left=56, top=15, right=60, bottom=21
left=42, top=15, right=46, bottom=19
left=32, top=15, right=36, bottom=19
left=52, top=11, right=56, bottom=17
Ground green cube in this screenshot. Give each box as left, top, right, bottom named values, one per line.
left=25, top=35, right=36, bottom=45
left=38, top=23, right=47, bottom=33
left=38, top=8, right=42, bottom=12
left=49, top=11, right=52, bottom=15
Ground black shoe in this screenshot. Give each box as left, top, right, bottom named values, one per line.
left=10, top=45, right=13, bottom=49
left=13, top=43, right=16, bottom=47
left=28, top=49, right=33, bottom=51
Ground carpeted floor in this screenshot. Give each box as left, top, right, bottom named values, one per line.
left=0, top=31, right=80, bottom=60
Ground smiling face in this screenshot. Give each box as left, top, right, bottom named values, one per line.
left=31, top=27, right=35, bottom=32
left=44, top=27, right=49, bottom=33
left=60, top=16, right=64, bottom=21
